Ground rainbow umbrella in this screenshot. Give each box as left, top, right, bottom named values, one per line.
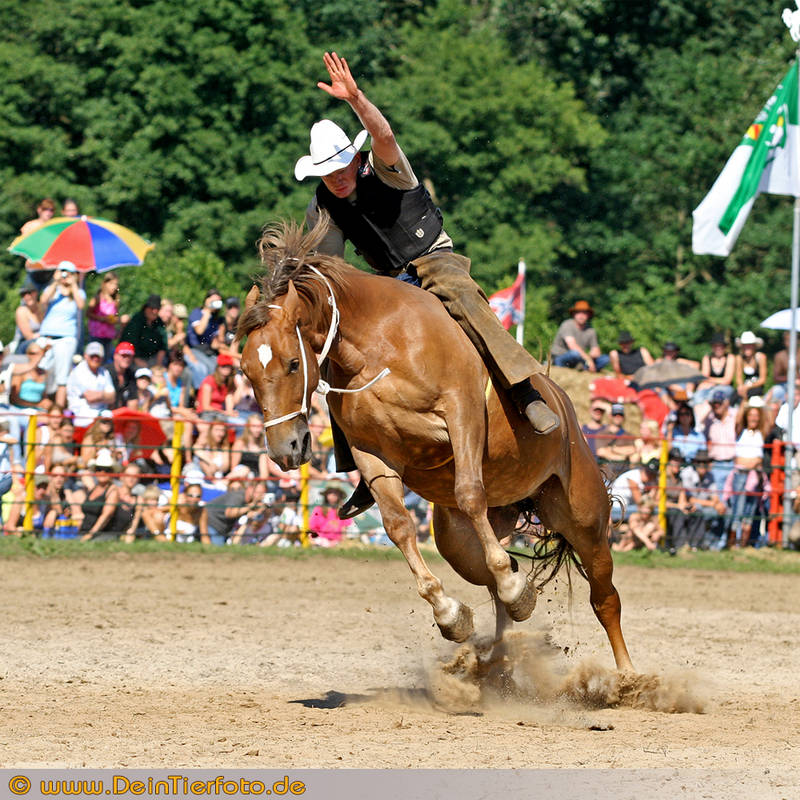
left=8, top=215, right=154, bottom=273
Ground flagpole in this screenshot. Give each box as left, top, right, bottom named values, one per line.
left=783, top=53, right=800, bottom=547
left=516, top=259, right=526, bottom=346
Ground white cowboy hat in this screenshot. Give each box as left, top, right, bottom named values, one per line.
left=735, top=330, right=764, bottom=349
left=294, top=120, right=368, bottom=181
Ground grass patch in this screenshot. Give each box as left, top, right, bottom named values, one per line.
left=1, top=535, right=799, bottom=573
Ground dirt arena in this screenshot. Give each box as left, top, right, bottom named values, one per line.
left=1, top=549, right=798, bottom=791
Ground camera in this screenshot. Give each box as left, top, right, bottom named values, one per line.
left=210, top=299, right=223, bottom=311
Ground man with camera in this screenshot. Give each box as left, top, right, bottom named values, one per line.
left=186, top=289, right=225, bottom=388
left=38, top=260, right=85, bottom=408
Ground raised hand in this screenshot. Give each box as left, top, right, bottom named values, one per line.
left=317, top=52, right=359, bottom=103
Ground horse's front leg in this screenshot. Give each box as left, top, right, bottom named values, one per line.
left=356, top=453, right=474, bottom=642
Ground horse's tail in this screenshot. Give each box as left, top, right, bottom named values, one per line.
left=510, top=500, right=587, bottom=590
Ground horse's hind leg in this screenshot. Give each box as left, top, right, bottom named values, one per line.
left=535, top=476, right=634, bottom=672
left=446, top=414, right=536, bottom=622
left=359, top=456, right=474, bottom=642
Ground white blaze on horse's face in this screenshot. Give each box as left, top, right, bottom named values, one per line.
left=241, top=326, right=314, bottom=472
left=257, top=343, right=272, bottom=369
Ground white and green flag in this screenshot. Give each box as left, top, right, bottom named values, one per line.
left=692, top=61, right=800, bottom=256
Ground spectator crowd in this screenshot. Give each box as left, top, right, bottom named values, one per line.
left=565, top=300, right=800, bottom=552
left=3, top=199, right=800, bottom=553
left=1, top=198, right=423, bottom=547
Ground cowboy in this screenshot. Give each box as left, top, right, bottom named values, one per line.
left=550, top=300, right=609, bottom=372
left=294, top=51, right=559, bottom=519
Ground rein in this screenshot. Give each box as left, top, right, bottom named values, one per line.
left=261, top=265, right=390, bottom=429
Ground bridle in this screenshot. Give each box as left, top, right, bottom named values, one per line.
left=261, top=266, right=389, bottom=429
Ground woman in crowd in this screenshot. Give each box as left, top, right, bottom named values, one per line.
left=35, top=405, right=64, bottom=466
left=196, top=354, right=236, bottom=416
left=734, top=331, right=768, bottom=402
left=44, top=417, right=81, bottom=479
left=631, top=419, right=662, bottom=466
left=86, top=272, right=121, bottom=362
left=726, top=399, right=770, bottom=548
left=309, top=481, right=352, bottom=547
left=76, top=449, right=120, bottom=541
left=667, top=402, right=706, bottom=463
left=79, top=411, right=116, bottom=468
left=112, top=463, right=143, bottom=539
left=692, top=332, right=736, bottom=416
left=12, top=282, right=42, bottom=354
left=8, top=342, right=52, bottom=457
left=192, top=418, right=232, bottom=486
left=38, top=261, right=85, bottom=408
left=174, top=482, right=208, bottom=543
left=230, top=414, right=269, bottom=483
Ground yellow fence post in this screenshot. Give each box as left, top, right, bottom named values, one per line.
left=22, top=415, right=38, bottom=533
left=657, top=437, right=669, bottom=532
left=168, top=420, right=184, bottom=542
left=300, top=462, right=311, bottom=548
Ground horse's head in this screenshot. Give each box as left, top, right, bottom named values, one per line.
left=240, top=281, right=317, bottom=470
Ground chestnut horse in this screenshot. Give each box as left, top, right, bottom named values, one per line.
left=238, top=218, right=633, bottom=672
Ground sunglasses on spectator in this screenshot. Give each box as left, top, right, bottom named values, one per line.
left=186, top=491, right=202, bottom=499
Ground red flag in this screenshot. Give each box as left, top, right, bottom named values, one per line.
left=488, top=270, right=524, bottom=330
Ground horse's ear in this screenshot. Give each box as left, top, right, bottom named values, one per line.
left=283, top=280, right=301, bottom=324
left=244, top=285, right=259, bottom=311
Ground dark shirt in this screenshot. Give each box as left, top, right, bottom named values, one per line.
left=205, top=488, right=245, bottom=537
left=111, top=366, right=136, bottom=408
left=187, top=308, right=222, bottom=351
left=581, top=422, right=609, bottom=458
left=120, top=311, right=168, bottom=360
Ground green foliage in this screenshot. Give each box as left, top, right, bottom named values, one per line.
left=0, top=0, right=798, bottom=358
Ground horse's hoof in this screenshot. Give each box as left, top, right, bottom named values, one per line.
left=437, top=602, right=474, bottom=643
left=505, top=574, right=537, bottom=622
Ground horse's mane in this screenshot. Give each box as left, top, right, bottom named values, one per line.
left=238, top=211, right=354, bottom=339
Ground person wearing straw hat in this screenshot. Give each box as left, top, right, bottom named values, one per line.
left=734, top=330, right=767, bottom=401
left=295, top=51, right=559, bottom=519
left=550, top=300, right=609, bottom=372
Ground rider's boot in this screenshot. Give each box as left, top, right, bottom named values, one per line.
left=510, top=379, right=560, bottom=434
left=338, top=478, right=375, bottom=520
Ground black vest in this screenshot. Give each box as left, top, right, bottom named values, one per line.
left=315, top=155, right=443, bottom=274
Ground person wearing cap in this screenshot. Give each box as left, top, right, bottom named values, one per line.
left=734, top=330, right=767, bottom=402
left=186, top=289, right=226, bottom=387
left=119, top=294, right=168, bottom=369
left=110, top=341, right=137, bottom=408
left=196, top=353, right=236, bottom=415
left=295, top=52, right=559, bottom=518
left=681, top=449, right=727, bottom=550
left=701, top=390, right=737, bottom=491
left=38, top=260, right=85, bottom=408
left=66, top=341, right=116, bottom=427
left=595, top=402, right=636, bottom=478
left=608, top=330, right=653, bottom=380
left=127, top=367, right=155, bottom=414
left=551, top=300, right=609, bottom=372
left=11, top=279, right=42, bottom=355
left=581, top=400, right=610, bottom=459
